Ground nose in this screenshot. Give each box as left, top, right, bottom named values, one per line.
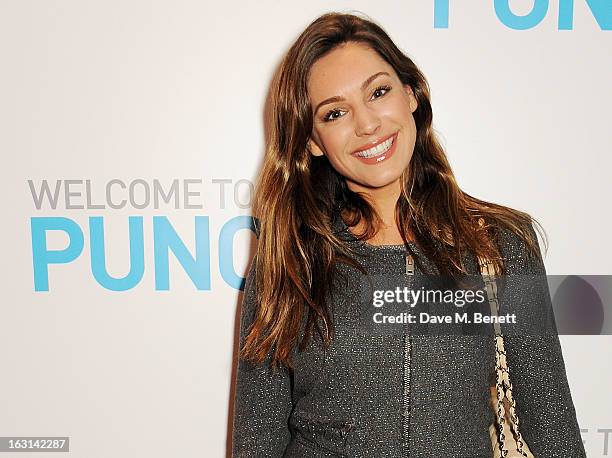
left=353, top=105, right=381, bottom=137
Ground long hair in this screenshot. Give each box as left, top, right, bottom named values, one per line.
left=241, top=11, right=546, bottom=370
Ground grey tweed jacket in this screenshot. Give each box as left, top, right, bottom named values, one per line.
left=231, top=214, right=586, bottom=457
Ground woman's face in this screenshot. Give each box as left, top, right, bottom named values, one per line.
left=307, top=42, right=418, bottom=194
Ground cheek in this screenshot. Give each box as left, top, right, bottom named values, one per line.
left=319, top=126, right=352, bottom=159
left=387, top=97, right=414, bottom=120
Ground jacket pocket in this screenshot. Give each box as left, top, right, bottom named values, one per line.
left=289, top=410, right=357, bottom=457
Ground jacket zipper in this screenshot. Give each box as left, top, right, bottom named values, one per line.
left=403, top=253, right=414, bottom=451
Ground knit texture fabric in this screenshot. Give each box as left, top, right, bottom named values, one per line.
left=231, top=213, right=586, bottom=457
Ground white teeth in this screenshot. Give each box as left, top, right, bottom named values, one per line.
left=355, top=136, right=394, bottom=158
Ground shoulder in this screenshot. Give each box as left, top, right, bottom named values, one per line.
left=494, top=219, right=545, bottom=275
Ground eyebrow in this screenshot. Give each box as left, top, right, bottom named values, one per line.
left=313, top=71, right=391, bottom=115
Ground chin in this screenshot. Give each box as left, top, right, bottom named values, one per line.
left=355, top=174, right=403, bottom=189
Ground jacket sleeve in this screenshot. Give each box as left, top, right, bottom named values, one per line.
left=498, top=223, right=586, bottom=457
left=231, top=255, right=293, bottom=457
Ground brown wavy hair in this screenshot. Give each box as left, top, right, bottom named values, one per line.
left=241, top=12, right=546, bottom=370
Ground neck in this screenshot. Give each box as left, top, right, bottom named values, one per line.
left=348, top=178, right=401, bottom=227
left=344, top=178, right=411, bottom=245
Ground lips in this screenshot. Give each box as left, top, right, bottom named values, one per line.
left=351, top=132, right=398, bottom=157
left=351, top=132, right=399, bottom=165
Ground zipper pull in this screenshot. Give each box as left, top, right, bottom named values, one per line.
left=405, top=253, right=414, bottom=276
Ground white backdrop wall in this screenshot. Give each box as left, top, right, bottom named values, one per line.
left=1, top=1, right=610, bottom=457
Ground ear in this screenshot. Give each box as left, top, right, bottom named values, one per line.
left=308, top=137, right=325, bottom=157
left=404, top=84, right=418, bottom=113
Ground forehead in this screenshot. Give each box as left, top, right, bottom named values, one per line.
left=307, top=42, right=394, bottom=97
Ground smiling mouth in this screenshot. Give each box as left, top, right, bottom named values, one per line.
left=352, top=133, right=397, bottom=159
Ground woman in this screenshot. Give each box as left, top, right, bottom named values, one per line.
left=231, top=12, right=586, bottom=457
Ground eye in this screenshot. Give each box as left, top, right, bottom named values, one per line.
left=371, top=85, right=391, bottom=99
left=322, top=108, right=346, bottom=123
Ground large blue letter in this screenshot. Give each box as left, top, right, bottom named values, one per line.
left=559, top=0, right=612, bottom=30
left=586, top=0, right=612, bottom=30
left=495, top=0, right=549, bottom=30
left=219, top=216, right=256, bottom=290
left=153, top=216, right=210, bottom=291
left=90, top=216, right=144, bottom=291
left=434, top=0, right=450, bottom=28
left=559, top=0, right=575, bottom=29
left=31, top=217, right=84, bottom=292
